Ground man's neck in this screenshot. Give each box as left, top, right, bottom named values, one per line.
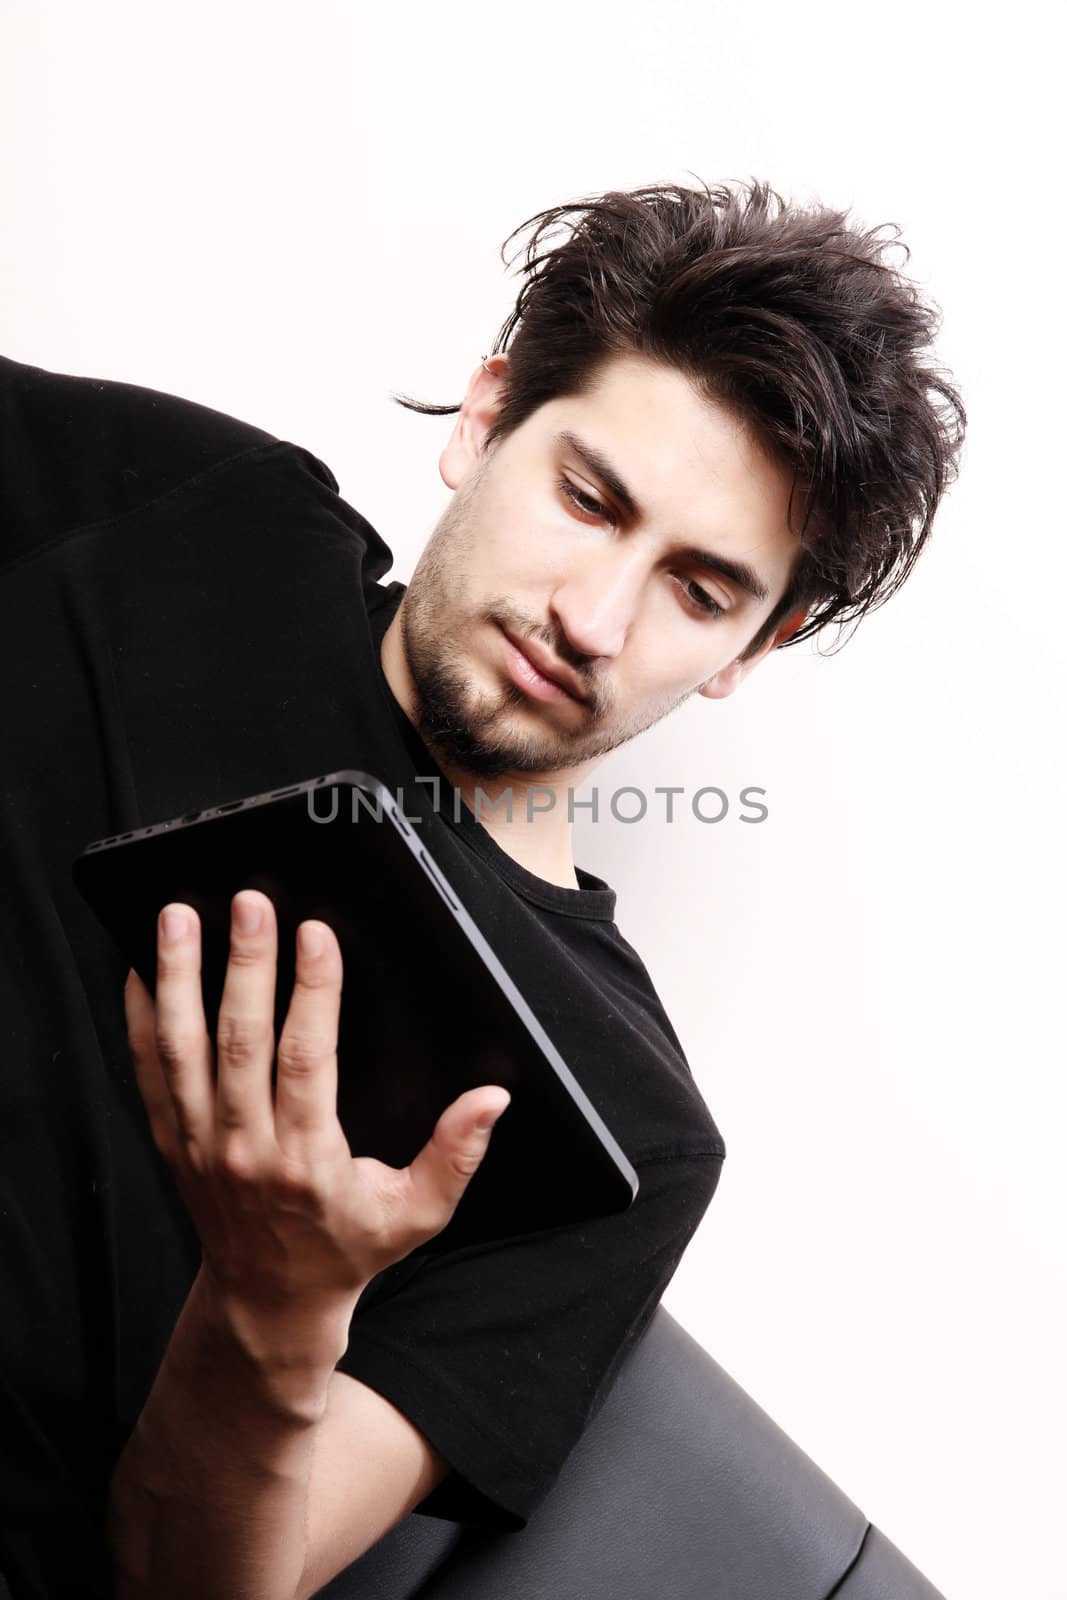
left=448, top=773, right=582, bottom=891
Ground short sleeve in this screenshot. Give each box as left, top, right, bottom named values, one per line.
left=335, top=1148, right=724, bottom=1530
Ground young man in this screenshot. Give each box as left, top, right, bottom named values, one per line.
left=0, top=179, right=964, bottom=1598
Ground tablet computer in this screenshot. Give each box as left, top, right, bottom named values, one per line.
left=71, top=770, right=639, bottom=1253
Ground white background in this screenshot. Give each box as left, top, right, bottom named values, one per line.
left=3, top=4, right=1064, bottom=1597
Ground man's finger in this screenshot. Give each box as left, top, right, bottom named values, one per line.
left=124, top=967, right=180, bottom=1165
left=213, top=889, right=277, bottom=1141
left=274, top=919, right=344, bottom=1146
left=152, top=904, right=214, bottom=1147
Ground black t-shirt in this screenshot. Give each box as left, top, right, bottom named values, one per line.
left=0, top=354, right=726, bottom=1597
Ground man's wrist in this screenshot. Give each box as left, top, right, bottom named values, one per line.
left=107, top=1267, right=364, bottom=1597
left=179, top=1266, right=362, bottom=1424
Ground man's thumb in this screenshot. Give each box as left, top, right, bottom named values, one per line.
left=405, top=1088, right=512, bottom=1238
left=474, top=1091, right=512, bottom=1135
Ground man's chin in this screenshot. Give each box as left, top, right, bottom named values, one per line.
left=417, top=720, right=575, bottom=784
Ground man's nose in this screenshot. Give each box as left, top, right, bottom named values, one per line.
left=549, top=550, right=645, bottom=662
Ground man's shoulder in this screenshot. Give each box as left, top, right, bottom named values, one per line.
left=0, top=354, right=288, bottom=566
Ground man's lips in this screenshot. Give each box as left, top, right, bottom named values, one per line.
left=500, top=627, right=587, bottom=704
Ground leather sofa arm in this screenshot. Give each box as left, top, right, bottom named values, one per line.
left=314, top=1308, right=946, bottom=1599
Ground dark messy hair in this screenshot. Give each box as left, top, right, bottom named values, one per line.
left=393, top=177, right=966, bottom=657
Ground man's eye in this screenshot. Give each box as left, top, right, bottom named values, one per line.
left=559, top=475, right=726, bottom=619
left=558, top=476, right=612, bottom=521
left=681, top=579, right=724, bottom=618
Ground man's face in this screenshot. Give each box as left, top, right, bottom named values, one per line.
left=390, top=352, right=804, bottom=783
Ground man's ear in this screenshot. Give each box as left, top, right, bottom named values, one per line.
left=440, top=354, right=509, bottom=490
left=697, top=607, right=808, bottom=700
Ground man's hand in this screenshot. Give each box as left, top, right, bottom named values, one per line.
left=110, top=886, right=506, bottom=1598
left=124, top=888, right=510, bottom=1369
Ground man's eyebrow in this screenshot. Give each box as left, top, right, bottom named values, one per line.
left=555, top=428, right=772, bottom=605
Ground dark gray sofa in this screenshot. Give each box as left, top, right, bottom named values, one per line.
left=314, top=1307, right=946, bottom=1599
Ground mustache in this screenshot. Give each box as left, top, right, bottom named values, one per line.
left=486, top=608, right=598, bottom=701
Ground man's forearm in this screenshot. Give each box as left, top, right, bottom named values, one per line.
left=108, top=1266, right=357, bottom=1600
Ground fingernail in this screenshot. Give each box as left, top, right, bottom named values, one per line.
left=161, top=908, right=186, bottom=941
left=233, top=894, right=262, bottom=934
left=299, top=923, right=324, bottom=959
